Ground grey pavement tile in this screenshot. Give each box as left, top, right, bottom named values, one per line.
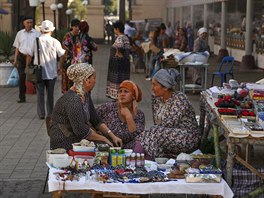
left=0, top=173, right=11, bottom=179
left=10, top=173, right=31, bottom=179
left=19, top=158, right=39, bottom=163
left=0, top=168, right=15, bottom=174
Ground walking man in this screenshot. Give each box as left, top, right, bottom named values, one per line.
left=26, top=20, right=65, bottom=119
left=13, top=16, right=40, bottom=103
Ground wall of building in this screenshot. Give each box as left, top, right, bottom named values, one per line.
left=131, top=0, right=165, bottom=21
left=0, top=1, right=12, bottom=32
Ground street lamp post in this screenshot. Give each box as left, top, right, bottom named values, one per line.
left=57, top=3, right=63, bottom=30
left=50, top=3, right=57, bottom=37
left=66, top=9, right=72, bottom=29
left=28, top=0, right=38, bottom=26
left=40, top=0, right=46, bottom=20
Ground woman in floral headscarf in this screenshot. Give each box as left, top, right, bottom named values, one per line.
left=50, top=63, right=122, bottom=151
left=97, top=80, right=145, bottom=149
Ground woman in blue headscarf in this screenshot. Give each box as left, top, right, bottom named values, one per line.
left=134, top=68, right=201, bottom=160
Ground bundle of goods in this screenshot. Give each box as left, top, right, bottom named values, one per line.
left=161, top=55, right=178, bottom=68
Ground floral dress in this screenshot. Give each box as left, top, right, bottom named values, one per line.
left=96, top=102, right=145, bottom=149
left=106, top=34, right=131, bottom=99
left=79, top=33, right=97, bottom=65
left=61, top=32, right=82, bottom=93
left=137, top=92, right=201, bottom=159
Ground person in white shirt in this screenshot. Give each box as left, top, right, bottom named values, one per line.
left=26, top=20, right=65, bottom=119
left=13, top=16, right=41, bottom=103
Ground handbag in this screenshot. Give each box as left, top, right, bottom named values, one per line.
left=26, top=37, right=42, bottom=83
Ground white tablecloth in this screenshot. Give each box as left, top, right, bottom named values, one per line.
left=48, top=168, right=234, bottom=197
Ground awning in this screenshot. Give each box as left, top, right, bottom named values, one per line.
left=166, top=0, right=224, bottom=7
left=0, top=8, right=9, bottom=15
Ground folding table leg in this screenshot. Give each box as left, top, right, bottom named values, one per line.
left=212, top=125, right=221, bottom=168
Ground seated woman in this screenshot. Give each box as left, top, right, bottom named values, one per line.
left=49, top=63, right=122, bottom=151
left=174, top=27, right=187, bottom=52
left=134, top=68, right=201, bottom=160
left=96, top=80, right=145, bottom=149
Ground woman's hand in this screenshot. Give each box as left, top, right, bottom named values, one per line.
left=103, top=137, right=114, bottom=147
left=111, top=135, right=123, bottom=147
left=119, top=105, right=132, bottom=119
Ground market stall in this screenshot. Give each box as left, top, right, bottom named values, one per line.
left=48, top=166, right=233, bottom=197
left=46, top=142, right=234, bottom=197
left=199, top=82, right=264, bottom=187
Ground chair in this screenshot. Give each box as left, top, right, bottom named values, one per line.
left=211, top=56, right=235, bottom=86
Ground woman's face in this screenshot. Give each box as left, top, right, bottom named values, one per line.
left=83, top=73, right=96, bottom=92
left=118, top=88, right=134, bottom=105
left=71, top=25, right=79, bottom=35
left=114, top=27, right=119, bottom=35
left=151, top=79, right=167, bottom=97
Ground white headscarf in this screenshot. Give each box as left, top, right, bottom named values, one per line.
left=198, top=27, right=208, bottom=36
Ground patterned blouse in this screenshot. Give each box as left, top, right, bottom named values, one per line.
left=137, top=91, right=201, bottom=159
left=62, top=32, right=82, bottom=66
left=96, top=102, right=145, bottom=149
left=49, top=90, right=102, bottom=151
left=79, top=33, right=97, bottom=64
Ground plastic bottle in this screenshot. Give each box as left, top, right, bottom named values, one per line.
left=125, top=154, right=130, bottom=166
left=130, top=153, right=136, bottom=167
left=117, top=149, right=123, bottom=165
left=121, top=149, right=126, bottom=165
left=140, top=153, right=145, bottom=167
left=110, top=149, right=117, bottom=166
left=136, top=153, right=141, bottom=167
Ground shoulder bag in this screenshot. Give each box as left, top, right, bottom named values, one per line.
left=26, top=37, right=42, bottom=83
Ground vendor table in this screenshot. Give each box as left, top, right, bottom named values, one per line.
left=179, top=63, right=209, bottom=93
left=48, top=167, right=233, bottom=198
left=199, top=91, right=264, bottom=186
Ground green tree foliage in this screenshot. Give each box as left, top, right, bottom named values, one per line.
left=0, top=31, right=16, bottom=61
left=104, top=0, right=117, bottom=15
left=69, top=0, right=87, bottom=20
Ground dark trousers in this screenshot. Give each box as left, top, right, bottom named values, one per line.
left=36, top=78, right=56, bottom=118
left=17, top=52, right=27, bottom=101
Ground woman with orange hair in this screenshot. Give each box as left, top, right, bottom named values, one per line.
left=96, top=80, right=145, bottom=149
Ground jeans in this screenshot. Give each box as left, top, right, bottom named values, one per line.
left=17, top=52, right=27, bottom=101
left=36, top=78, right=56, bottom=118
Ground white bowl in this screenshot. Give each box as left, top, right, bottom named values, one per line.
left=155, top=157, right=168, bottom=164
left=46, top=150, right=69, bottom=165
left=124, top=149, right=133, bottom=156
left=53, top=156, right=73, bottom=168
left=72, top=143, right=95, bottom=152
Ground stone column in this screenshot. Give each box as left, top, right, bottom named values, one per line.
left=217, top=0, right=229, bottom=62
left=203, top=4, right=208, bottom=28
left=86, top=0, right=105, bottom=40
left=179, top=7, right=183, bottom=28
left=241, top=0, right=256, bottom=69
left=172, top=7, right=176, bottom=30
left=190, top=5, right=194, bottom=29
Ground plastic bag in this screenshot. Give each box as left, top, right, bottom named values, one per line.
left=6, top=67, right=19, bottom=87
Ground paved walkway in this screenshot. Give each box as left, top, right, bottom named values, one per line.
left=0, top=43, right=263, bottom=197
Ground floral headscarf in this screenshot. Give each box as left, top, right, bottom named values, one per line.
left=67, top=63, right=95, bottom=97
